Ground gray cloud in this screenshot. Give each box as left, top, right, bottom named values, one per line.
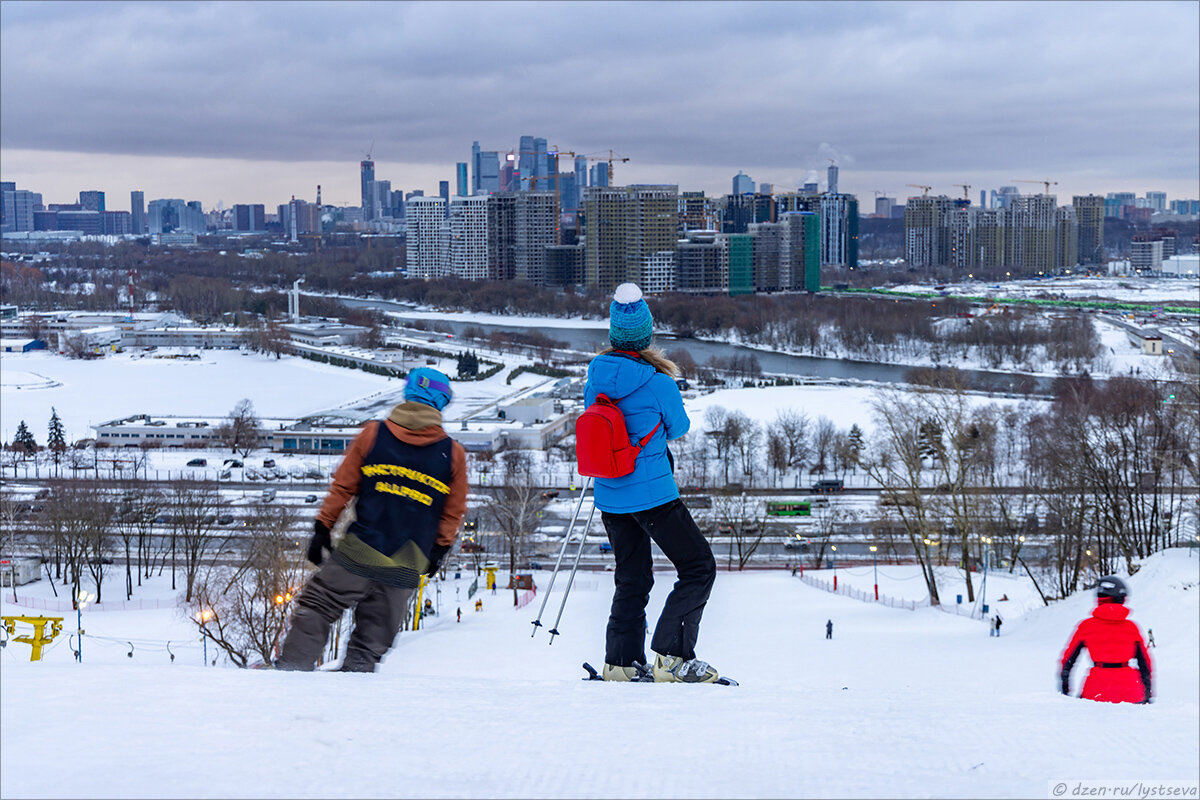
left=2, top=0, right=1197, bottom=206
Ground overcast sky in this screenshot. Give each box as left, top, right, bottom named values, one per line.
left=2, top=0, right=1198, bottom=212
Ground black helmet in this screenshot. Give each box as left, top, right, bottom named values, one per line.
left=1096, top=575, right=1128, bottom=603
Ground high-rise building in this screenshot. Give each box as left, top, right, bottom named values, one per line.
left=990, top=186, right=1020, bottom=209
left=487, top=193, right=517, bottom=281
left=875, top=196, right=894, bottom=218
left=477, top=151, right=501, bottom=194
left=148, top=199, right=205, bottom=235
left=675, top=230, right=726, bottom=294
left=679, top=191, right=714, bottom=233
left=583, top=185, right=678, bottom=294
left=1130, top=235, right=1164, bottom=272
left=131, top=190, right=146, bottom=234
left=360, top=159, right=375, bottom=218
left=827, top=164, right=838, bottom=194
left=472, top=142, right=482, bottom=194
left=733, top=171, right=755, bottom=195
left=2, top=187, right=41, bottom=232
left=439, top=181, right=451, bottom=218
left=234, top=204, right=266, bottom=232
left=748, top=221, right=785, bottom=292
left=1106, top=192, right=1136, bottom=219
left=905, top=195, right=956, bottom=268
left=545, top=243, right=586, bottom=287
left=406, top=197, right=448, bottom=279
left=447, top=195, right=489, bottom=281
left=1145, top=191, right=1167, bottom=213
left=726, top=234, right=754, bottom=296
left=0, top=180, right=14, bottom=230
left=56, top=210, right=104, bottom=235
left=589, top=162, right=609, bottom=188
left=819, top=194, right=858, bottom=268
left=574, top=156, right=588, bottom=210
left=518, top=135, right=536, bottom=187
left=1073, top=195, right=1105, bottom=265
left=79, top=191, right=105, bottom=212
left=533, top=138, right=549, bottom=181
left=514, top=192, right=559, bottom=286
left=456, top=163, right=469, bottom=198
left=782, top=211, right=821, bottom=292
left=371, top=180, right=392, bottom=220
left=1008, top=194, right=1059, bottom=272
left=1056, top=206, right=1079, bottom=270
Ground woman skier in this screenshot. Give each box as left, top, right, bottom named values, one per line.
left=586, top=283, right=720, bottom=683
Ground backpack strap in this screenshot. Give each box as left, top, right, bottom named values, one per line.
left=637, top=421, right=662, bottom=448
left=611, top=349, right=643, bottom=360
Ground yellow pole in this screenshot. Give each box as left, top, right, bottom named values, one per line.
left=413, top=574, right=427, bottom=630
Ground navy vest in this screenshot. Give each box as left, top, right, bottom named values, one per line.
left=346, top=422, right=453, bottom=563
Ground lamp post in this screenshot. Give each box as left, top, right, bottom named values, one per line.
left=195, top=608, right=214, bottom=666
left=74, top=587, right=95, bottom=663
left=870, top=545, right=878, bottom=600
left=980, top=536, right=992, bottom=618
left=831, top=545, right=837, bottom=591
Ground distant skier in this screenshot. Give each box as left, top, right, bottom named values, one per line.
left=585, top=284, right=721, bottom=683
left=456, top=607, right=462, bottom=623
left=995, top=615, right=1002, bottom=637
left=1147, top=628, right=1155, bottom=648
left=826, top=620, right=833, bottom=639
left=275, top=368, right=467, bottom=672
left=1059, top=576, right=1153, bottom=704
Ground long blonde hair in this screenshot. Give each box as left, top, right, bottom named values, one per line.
left=597, top=345, right=680, bottom=378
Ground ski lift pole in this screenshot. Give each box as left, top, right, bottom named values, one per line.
left=547, top=501, right=598, bottom=645
left=531, top=477, right=592, bottom=636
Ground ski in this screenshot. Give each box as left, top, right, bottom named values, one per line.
left=582, top=662, right=738, bottom=686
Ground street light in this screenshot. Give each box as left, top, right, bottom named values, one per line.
left=195, top=608, right=214, bottom=666
left=980, top=537, right=992, bottom=618
left=74, top=587, right=95, bottom=663
left=869, top=545, right=879, bottom=600
left=831, top=545, right=837, bottom=591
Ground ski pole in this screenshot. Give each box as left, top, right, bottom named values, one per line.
left=547, top=501, right=598, bottom=645
left=531, top=476, right=592, bottom=637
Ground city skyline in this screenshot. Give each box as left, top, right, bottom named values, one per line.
left=2, top=1, right=1198, bottom=211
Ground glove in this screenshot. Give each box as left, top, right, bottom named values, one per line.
left=425, top=542, right=450, bottom=577
left=307, top=520, right=332, bottom=566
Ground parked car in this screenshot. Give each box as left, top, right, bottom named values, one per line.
left=810, top=479, right=844, bottom=493
left=598, top=542, right=613, bottom=553
left=810, top=496, right=830, bottom=507
left=262, top=458, right=276, bottom=468
left=223, top=459, right=243, bottom=468
left=304, top=494, right=318, bottom=503
left=261, top=488, right=277, bottom=503
left=540, top=490, right=560, bottom=499
left=186, top=458, right=207, bottom=467
left=154, top=514, right=174, bottom=524
left=783, top=538, right=808, bottom=551
left=686, top=495, right=712, bottom=509
left=245, top=467, right=260, bottom=481
left=216, top=513, right=234, bottom=526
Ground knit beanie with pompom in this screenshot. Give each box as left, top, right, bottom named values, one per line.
left=608, top=283, right=653, bottom=351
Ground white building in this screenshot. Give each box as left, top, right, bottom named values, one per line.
left=1130, top=239, right=1164, bottom=273
left=406, top=197, right=448, bottom=279
left=1162, top=254, right=1199, bottom=276
left=447, top=196, right=489, bottom=281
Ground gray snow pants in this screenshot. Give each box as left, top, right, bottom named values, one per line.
left=275, top=558, right=416, bottom=672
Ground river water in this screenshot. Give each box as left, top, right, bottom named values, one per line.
left=339, top=296, right=1056, bottom=395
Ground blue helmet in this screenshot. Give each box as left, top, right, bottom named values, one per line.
left=404, top=367, right=452, bottom=411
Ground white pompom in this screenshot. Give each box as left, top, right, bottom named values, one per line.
left=613, top=283, right=643, bottom=304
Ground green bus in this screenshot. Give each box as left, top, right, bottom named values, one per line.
left=766, top=501, right=812, bottom=517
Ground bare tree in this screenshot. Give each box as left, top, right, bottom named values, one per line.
left=190, top=504, right=306, bottom=667
left=487, top=451, right=546, bottom=606
left=812, top=416, right=838, bottom=477
left=712, top=491, right=769, bottom=570
left=168, top=483, right=222, bottom=602
left=215, top=398, right=262, bottom=458
left=770, top=409, right=811, bottom=488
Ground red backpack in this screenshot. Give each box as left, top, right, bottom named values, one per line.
left=576, top=393, right=662, bottom=478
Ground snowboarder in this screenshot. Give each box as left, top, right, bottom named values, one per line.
left=1059, top=576, right=1153, bottom=704
left=826, top=620, right=833, bottom=639
left=275, top=368, right=467, bottom=673
left=587, top=284, right=721, bottom=684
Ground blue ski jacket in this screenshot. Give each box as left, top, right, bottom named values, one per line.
left=583, top=351, right=691, bottom=513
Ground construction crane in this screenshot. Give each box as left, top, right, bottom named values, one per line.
left=954, top=184, right=972, bottom=200
left=906, top=184, right=932, bottom=197
left=565, top=149, right=630, bottom=184
left=363, top=140, right=375, bottom=162
left=1013, top=179, right=1058, bottom=194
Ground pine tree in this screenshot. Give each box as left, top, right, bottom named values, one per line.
left=47, top=407, right=67, bottom=466
left=847, top=424, right=864, bottom=467
left=13, top=420, right=37, bottom=458
left=918, top=419, right=944, bottom=463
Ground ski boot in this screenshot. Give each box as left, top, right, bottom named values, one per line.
left=652, top=653, right=721, bottom=683
left=602, top=661, right=652, bottom=681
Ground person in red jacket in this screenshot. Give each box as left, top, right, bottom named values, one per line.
left=1059, top=576, right=1153, bottom=704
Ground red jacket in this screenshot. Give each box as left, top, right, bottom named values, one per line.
left=1059, top=601, right=1152, bottom=704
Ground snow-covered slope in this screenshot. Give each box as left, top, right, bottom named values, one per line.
left=2, top=550, right=1196, bottom=798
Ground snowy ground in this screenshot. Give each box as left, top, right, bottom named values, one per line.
left=889, top=275, right=1200, bottom=306
left=2, top=550, right=1196, bottom=799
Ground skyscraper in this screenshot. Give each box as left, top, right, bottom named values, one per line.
left=130, top=190, right=145, bottom=234
left=360, top=159, right=375, bottom=218
left=590, top=162, right=609, bottom=188
left=1145, top=191, right=1167, bottom=213
left=0, top=180, right=14, bottom=230
left=471, top=141, right=482, bottom=194
left=733, top=171, right=755, bottom=195
left=439, top=181, right=451, bottom=218
left=79, top=190, right=105, bottom=212
left=518, top=135, right=536, bottom=188
left=827, top=164, right=838, bottom=194
left=487, top=194, right=518, bottom=281
left=1073, top=195, right=1105, bottom=265
left=456, top=163, right=469, bottom=198
left=234, top=204, right=266, bottom=232
left=574, top=156, right=588, bottom=210
left=477, top=150, right=501, bottom=194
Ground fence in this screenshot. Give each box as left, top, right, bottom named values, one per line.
left=797, top=573, right=928, bottom=611
left=4, top=595, right=179, bottom=613
left=514, top=588, right=537, bottom=610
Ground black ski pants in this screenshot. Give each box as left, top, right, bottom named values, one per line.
left=601, top=498, right=716, bottom=666
left=276, top=558, right=415, bottom=672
